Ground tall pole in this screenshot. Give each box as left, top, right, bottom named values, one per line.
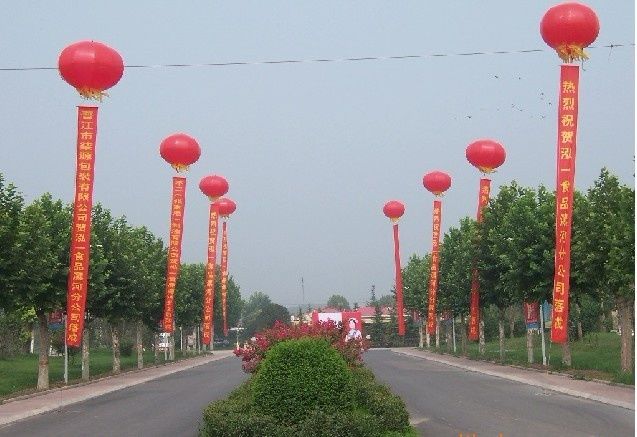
left=63, top=313, right=68, bottom=384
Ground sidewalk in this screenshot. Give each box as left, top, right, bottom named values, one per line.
left=391, top=347, right=635, bottom=410
left=0, top=350, right=234, bottom=426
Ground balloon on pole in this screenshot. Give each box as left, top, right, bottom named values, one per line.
left=160, top=133, right=201, bottom=333
left=215, top=197, right=237, bottom=337
left=59, top=40, right=124, bottom=348
left=383, top=200, right=406, bottom=336
left=540, top=2, right=599, bottom=344
left=199, top=175, right=229, bottom=345
left=466, top=138, right=506, bottom=341
left=422, top=171, right=452, bottom=336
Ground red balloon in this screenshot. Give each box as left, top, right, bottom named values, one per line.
left=383, top=200, right=405, bottom=221
left=199, top=175, right=229, bottom=201
left=423, top=171, right=452, bottom=196
left=58, top=40, right=124, bottom=100
left=540, top=2, right=599, bottom=62
left=215, top=197, right=237, bottom=217
left=160, top=133, right=201, bottom=172
left=466, top=139, right=506, bottom=174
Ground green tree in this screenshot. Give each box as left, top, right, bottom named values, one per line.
left=14, top=194, right=71, bottom=389
left=243, top=301, right=290, bottom=339
left=0, top=174, right=24, bottom=309
left=326, top=294, right=350, bottom=310
left=572, top=169, right=635, bottom=372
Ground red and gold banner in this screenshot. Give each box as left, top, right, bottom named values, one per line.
left=426, top=200, right=442, bottom=335
left=66, top=106, right=98, bottom=347
left=201, top=204, right=219, bottom=345
left=551, top=65, right=579, bottom=344
left=469, top=178, right=491, bottom=341
left=221, top=221, right=229, bottom=337
left=162, top=176, right=187, bottom=333
left=392, top=223, right=406, bottom=336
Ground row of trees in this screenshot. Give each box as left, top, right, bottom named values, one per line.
left=401, top=169, right=634, bottom=372
left=0, top=173, right=242, bottom=389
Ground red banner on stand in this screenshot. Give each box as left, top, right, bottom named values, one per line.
left=162, top=176, right=186, bottom=333
left=524, top=302, right=540, bottom=327
left=551, top=65, right=579, bottom=344
left=66, top=106, right=98, bottom=347
left=202, top=204, right=219, bottom=345
left=392, top=223, right=406, bottom=336
left=426, top=200, right=442, bottom=334
left=469, top=177, right=491, bottom=341
left=221, top=221, right=229, bottom=337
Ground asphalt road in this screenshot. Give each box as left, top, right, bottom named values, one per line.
left=364, top=349, right=634, bottom=436
left=0, top=357, right=248, bottom=437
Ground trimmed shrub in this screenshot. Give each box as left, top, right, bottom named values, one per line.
left=295, top=409, right=383, bottom=437
left=252, top=338, right=354, bottom=425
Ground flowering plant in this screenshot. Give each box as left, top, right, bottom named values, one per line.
left=233, top=320, right=370, bottom=373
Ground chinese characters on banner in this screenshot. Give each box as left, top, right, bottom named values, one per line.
left=551, top=65, right=579, bottom=344
left=66, top=106, right=98, bottom=347
left=162, top=176, right=186, bottom=333
left=392, top=223, right=406, bottom=336
left=221, top=221, right=229, bottom=336
left=426, top=200, right=442, bottom=334
left=202, top=204, right=219, bottom=345
left=469, top=178, right=491, bottom=341
left=524, top=301, right=540, bottom=330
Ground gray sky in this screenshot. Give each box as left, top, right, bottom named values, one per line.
left=1, top=1, right=634, bottom=309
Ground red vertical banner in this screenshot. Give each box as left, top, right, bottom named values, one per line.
left=163, top=176, right=187, bottom=333
left=221, top=221, right=229, bottom=336
left=426, top=199, right=442, bottom=335
left=66, top=106, right=98, bottom=347
left=201, top=204, right=219, bottom=345
left=468, top=178, right=491, bottom=341
left=392, top=223, right=406, bottom=336
left=551, top=65, right=579, bottom=344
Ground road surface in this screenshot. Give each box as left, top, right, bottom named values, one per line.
left=365, top=349, right=634, bottom=436
left=0, top=357, right=247, bottom=437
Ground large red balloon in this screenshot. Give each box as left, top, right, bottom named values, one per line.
left=540, top=2, right=599, bottom=62
left=160, top=133, right=201, bottom=172
left=215, top=197, right=237, bottom=217
left=423, top=171, right=452, bottom=196
left=466, top=139, right=506, bottom=174
left=383, top=200, right=405, bottom=221
left=58, top=40, right=124, bottom=100
left=199, top=175, right=229, bottom=201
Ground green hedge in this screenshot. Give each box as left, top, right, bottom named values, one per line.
left=200, top=342, right=414, bottom=436
left=252, top=338, right=354, bottom=424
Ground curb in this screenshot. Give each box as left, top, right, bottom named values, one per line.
left=389, top=348, right=635, bottom=411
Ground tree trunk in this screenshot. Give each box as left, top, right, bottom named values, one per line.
left=498, top=307, right=506, bottom=363
left=136, top=321, right=143, bottom=370
left=599, top=300, right=607, bottom=332
left=460, top=317, right=467, bottom=356
left=478, top=316, right=485, bottom=356
left=111, top=323, right=121, bottom=374
left=575, top=303, right=583, bottom=341
left=82, top=325, right=90, bottom=381
left=508, top=306, right=516, bottom=339
left=36, top=311, right=49, bottom=390
left=435, top=317, right=440, bottom=348
left=418, top=321, right=424, bottom=348
left=169, top=333, right=175, bottom=360
left=526, top=329, right=534, bottom=364
left=425, top=331, right=430, bottom=348
left=617, top=295, right=634, bottom=373
left=561, top=329, right=572, bottom=366
left=445, top=322, right=452, bottom=353
left=154, top=333, right=159, bottom=364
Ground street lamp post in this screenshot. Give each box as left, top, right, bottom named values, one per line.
left=229, top=327, right=244, bottom=349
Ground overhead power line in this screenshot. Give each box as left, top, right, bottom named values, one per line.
left=0, top=43, right=632, bottom=72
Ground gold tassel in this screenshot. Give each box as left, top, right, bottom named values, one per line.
left=77, top=87, right=108, bottom=101
left=556, top=44, right=589, bottom=64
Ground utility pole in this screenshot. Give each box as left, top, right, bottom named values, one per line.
left=301, top=277, right=305, bottom=307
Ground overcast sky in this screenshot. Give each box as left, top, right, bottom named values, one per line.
left=0, top=1, right=634, bottom=309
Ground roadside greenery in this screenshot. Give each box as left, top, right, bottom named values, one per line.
left=202, top=322, right=414, bottom=437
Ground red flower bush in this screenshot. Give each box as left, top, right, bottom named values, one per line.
left=234, top=320, right=370, bottom=373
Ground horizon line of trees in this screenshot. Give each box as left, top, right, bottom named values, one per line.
left=399, top=168, right=634, bottom=372
left=0, top=172, right=242, bottom=390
